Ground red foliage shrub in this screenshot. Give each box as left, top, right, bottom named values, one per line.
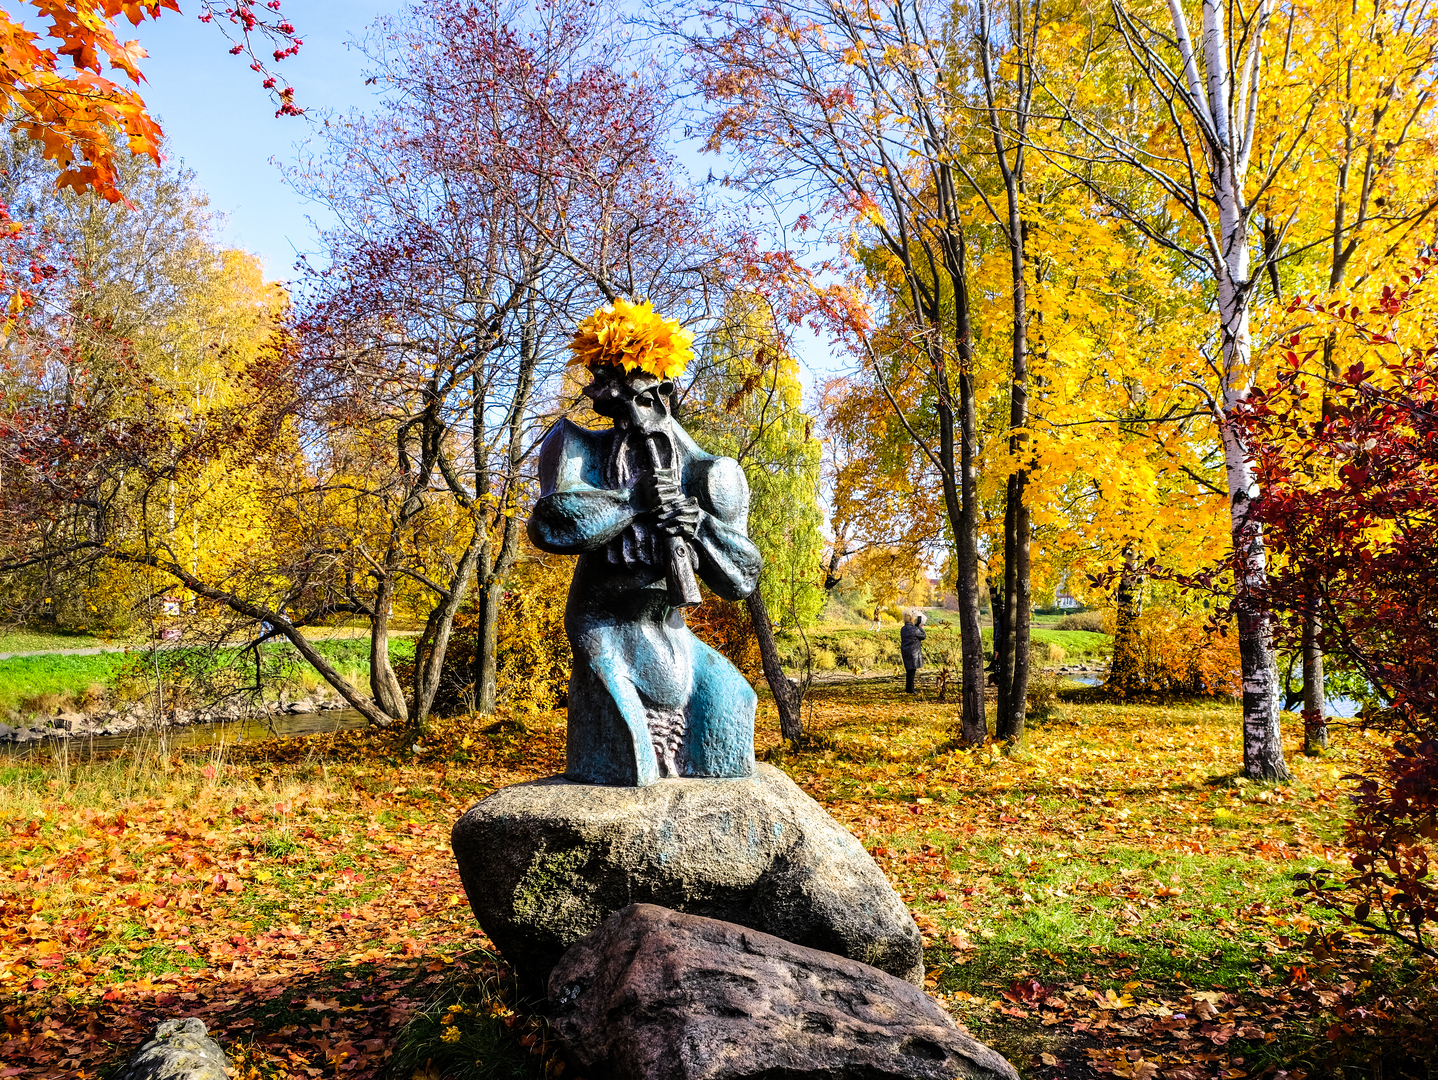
left=1239, top=260, right=1438, bottom=958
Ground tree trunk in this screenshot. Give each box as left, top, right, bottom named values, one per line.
left=983, top=8, right=1032, bottom=750
left=412, top=535, right=483, bottom=722
left=1000, top=471, right=1031, bottom=747
left=988, top=571, right=1006, bottom=686
left=1223, top=415, right=1290, bottom=781
left=369, top=550, right=409, bottom=721
left=1107, top=546, right=1145, bottom=695
left=823, top=543, right=845, bottom=593
left=998, top=261, right=1031, bottom=745
left=1302, top=588, right=1327, bottom=755
left=956, top=366, right=987, bottom=747
left=470, top=286, right=539, bottom=715
left=472, top=358, right=495, bottom=714
left=1201, top=10, right=1288, bottom=780
left=995, top=508, right=1014, bottom=723
left=474, top=577, right=502, bottom=714
left=747, top=588, right=801, bottom=744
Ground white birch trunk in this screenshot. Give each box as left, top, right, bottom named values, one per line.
left=1195, top=0, right=1291, bottom=779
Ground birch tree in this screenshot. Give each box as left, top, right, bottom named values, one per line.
left=1039, top=0, right=1332, bottom=779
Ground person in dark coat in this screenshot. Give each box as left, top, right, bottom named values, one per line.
left=900, top=611, right=926, bottom=693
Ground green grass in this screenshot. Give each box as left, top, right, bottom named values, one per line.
left=763, top=681, right=1413, bottom=1075
left=924, top=841, right=1305, bottom=992
left=0, top=627, right=111, bottom=653
left=1027, top=627, right=1110, bottom=658
left=776, top=624, right=1112, bottom=675
left=0, top=635, right=417, bottom=718
left=0, top=651, right=128, bottom=716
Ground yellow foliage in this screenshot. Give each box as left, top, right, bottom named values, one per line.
left=1107, top=605, right=1241, bottom=699
left=568, top=298, right=694, bottom=380
left=414, top=554, right=573, bottom=715
left=495, top=556, right=573, bottom=710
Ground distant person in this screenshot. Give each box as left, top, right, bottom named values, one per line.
left=901, top=610, right=926, bottom=693
left=871, top=602, right=882, bottom=631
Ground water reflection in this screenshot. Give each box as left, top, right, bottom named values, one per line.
left=1, top=709, right=373, bottom=758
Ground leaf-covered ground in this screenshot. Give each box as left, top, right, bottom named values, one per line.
left=0, top=681, right=1429, bottom=1079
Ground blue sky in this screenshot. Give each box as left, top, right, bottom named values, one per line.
left=136, top=1, right=394, bottom=281
left=131, top=1, right=839, bottom=382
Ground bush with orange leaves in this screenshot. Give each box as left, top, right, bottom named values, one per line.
left=686, top=593, right=762, bottom=686
left=1105, top=604, right=1241, bottom=699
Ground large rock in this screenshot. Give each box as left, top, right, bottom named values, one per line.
left=115, top=1018, right=229, bottom=1080
left=451, top=764, right=922, bottom=994
left=548, top=905, right=1019, bottom=1080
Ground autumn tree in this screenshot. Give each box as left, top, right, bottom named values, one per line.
left=967, top=0, right=1047, bottom=747
left=0, top=135, right=296, bottom=626
left=0, top=0, right=302, bottom=201
left=1029, top=0, right=1326, bottom=778
left=291, top=0, right=726, bottom=719
left=0, top=145, right=372, bottom=711
left=1239, top=263, right=1438, bottom=956
left=818, top=373, right=946, bottom=611
left=1026, top=0, right=1438, bottom=774
left=1275, top=1, right=1438, bottom=752
left=688, top=0, right=1001, bottom=745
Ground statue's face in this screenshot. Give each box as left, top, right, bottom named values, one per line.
left=585, top=366, right=675, bottom=431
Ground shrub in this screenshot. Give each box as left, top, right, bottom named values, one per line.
left=1026, top=669, right=1062, bottom=722
left=494, top=556, right=572, bottom=709
left=1237, top=279, right=1438, bottom=962
left=416, top=554, right=572, bottom=715
left=924, top=623, right=962, bottom=673
left=833, top=634, right=878, bottom=674
left=813, top=647, right=837, bottom=671
left=1106, top=605, right=1241, bottom=697
left=1055, top=610, right=1105, bottom=632
left=1045, top=642, right=1067, bottom=663
left=688, top=595, right=762, bottom=684
left=873, top=633, right=901, bottom=668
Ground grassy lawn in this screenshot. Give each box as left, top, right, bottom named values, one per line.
left=1013, top=627, right=1109, bottom=660
left=0, top=682, right=1423, bottom=1079
left=0, top=629, right=111, bottom=655
left=777, top=625, right=1112, bottom=675
left=0, top=638, right=413, bottom=719
left=0, top=653, right=129, bottom=718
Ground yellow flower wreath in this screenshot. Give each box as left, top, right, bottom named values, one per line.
left=569, top=298, right=694, bottom=380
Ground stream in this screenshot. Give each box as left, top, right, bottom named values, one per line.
left=0, top=709, right=373, bottom=759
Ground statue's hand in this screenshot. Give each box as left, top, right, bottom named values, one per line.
left=637, top=473, right=676, bottom=513
left=638, top=473, right=701, bottom=538
left=656, top=497, right=701, bottom=539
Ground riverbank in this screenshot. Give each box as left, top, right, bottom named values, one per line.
left=0, top=691, right=359, bottom=746
left=0, top=634, right=415, bottom=736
